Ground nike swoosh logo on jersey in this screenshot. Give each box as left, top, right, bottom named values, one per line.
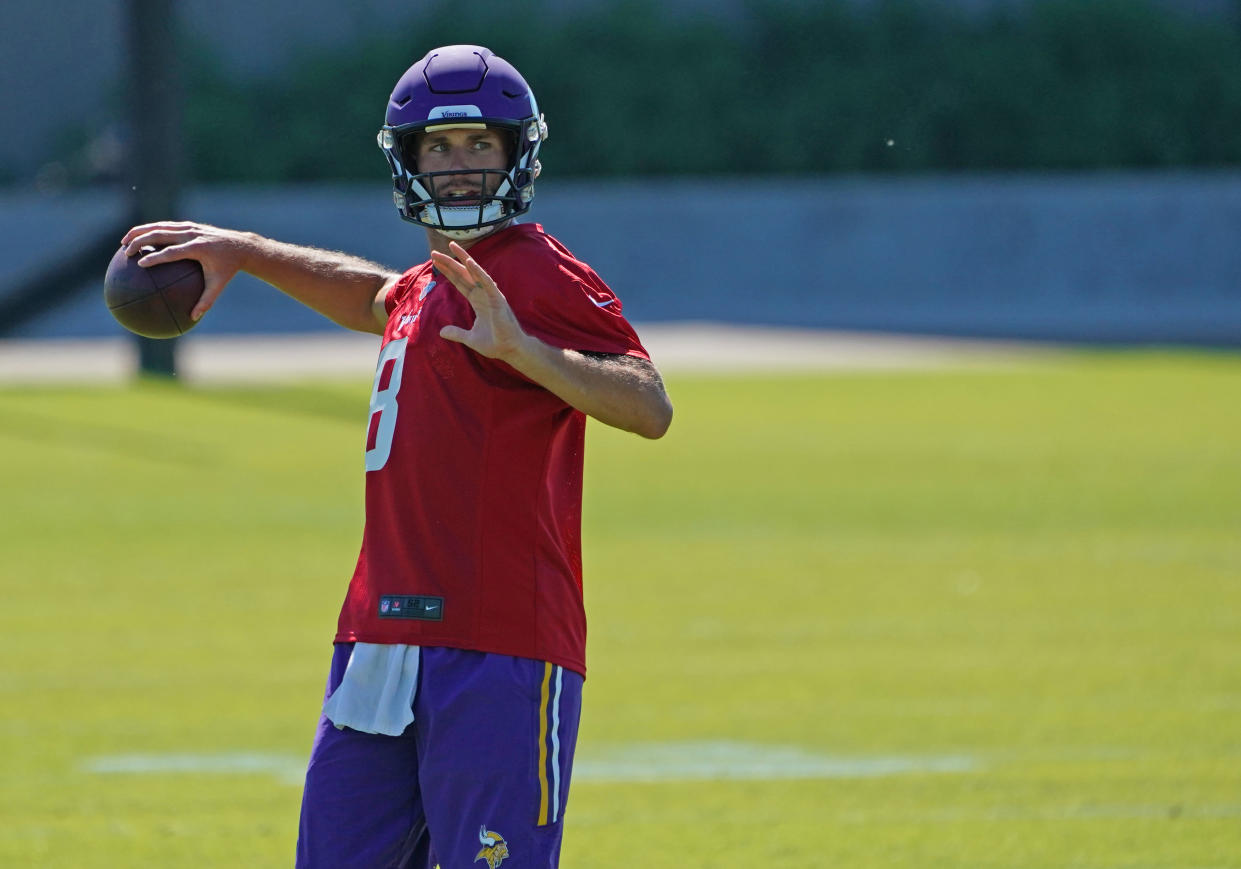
left=592, top=297, right=617, bottom=308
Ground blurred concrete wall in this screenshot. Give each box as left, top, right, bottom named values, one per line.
left=5, top=173, right=1239, bottom=345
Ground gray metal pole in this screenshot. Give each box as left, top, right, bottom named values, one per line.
left=126, top=0, right=182, bottom=378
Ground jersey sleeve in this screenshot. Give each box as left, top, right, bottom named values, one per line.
left=384, top=267, right=425, bottom=317
left=501, top=250, right=649, bottom=361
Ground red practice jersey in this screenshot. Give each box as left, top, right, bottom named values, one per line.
left=334, top=224, right=649, bottom=675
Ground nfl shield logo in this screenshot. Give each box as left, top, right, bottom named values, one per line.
left=380, top=600, right=390, bottom=614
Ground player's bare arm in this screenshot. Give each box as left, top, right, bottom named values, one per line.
left=431, top=242, right=674, bottom=439
left=121, top=221, right=401, bottom=335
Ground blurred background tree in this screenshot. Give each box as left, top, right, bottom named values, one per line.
left=161, top=0, right=1241, bottom=184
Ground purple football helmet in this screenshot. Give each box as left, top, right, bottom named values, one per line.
left=378, top=45, right=548, bottom=240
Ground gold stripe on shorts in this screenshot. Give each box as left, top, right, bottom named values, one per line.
left=537, top=661, right=552, bottom=825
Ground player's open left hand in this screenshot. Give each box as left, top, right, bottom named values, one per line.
left=431, top=241, right=530, bottom=362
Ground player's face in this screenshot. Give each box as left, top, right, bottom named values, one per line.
left=414, top=127, right=510, bottom=203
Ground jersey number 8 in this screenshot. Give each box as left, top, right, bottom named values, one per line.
left=365, top=337, right=408, bottom=472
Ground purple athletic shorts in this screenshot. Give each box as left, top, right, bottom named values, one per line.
left=296, top=643, right=583, bottom=869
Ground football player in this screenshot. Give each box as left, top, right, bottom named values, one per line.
left=121, top=44, right=672, bottom=869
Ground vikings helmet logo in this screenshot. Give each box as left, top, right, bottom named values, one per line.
left=474, top=826, right=510, bottom=869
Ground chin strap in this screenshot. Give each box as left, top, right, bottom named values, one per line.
left=436, top=224, right=500, bottom=242
left=414, top=191, right=512, bottom=239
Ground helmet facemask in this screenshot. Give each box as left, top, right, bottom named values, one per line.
left=380, top=121, right=542, bottom=241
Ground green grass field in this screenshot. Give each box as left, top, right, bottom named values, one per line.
left=2, top=351, right=1239, bottom=868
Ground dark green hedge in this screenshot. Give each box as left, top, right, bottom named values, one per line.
left=183, top=0, right=1241, bottom=181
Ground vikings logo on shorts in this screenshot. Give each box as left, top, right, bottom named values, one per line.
left=474, top=826, right=510, bottom=868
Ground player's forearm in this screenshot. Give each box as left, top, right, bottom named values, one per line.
left=506, top=336, right=673, bottom=439
left=240, top=234, right=398, bottom=334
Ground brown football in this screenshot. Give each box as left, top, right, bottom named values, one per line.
left=103, top=245, right=205, bottom=339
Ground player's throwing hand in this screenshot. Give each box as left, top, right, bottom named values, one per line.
left=121, top=221, right=250, bottom=322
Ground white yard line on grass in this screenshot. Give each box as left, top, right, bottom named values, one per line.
left=574, top=741, right=977, bottom=781
left=0, top=325, right=1058, bottom=385
left=80, top=742, right=977, bottom=787
left=82, top=752, right=309, bottom=786
left=78, top=744, right=1241, bottom=828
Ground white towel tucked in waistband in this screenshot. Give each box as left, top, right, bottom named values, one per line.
left=321, top=643, right=421, bottom=736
